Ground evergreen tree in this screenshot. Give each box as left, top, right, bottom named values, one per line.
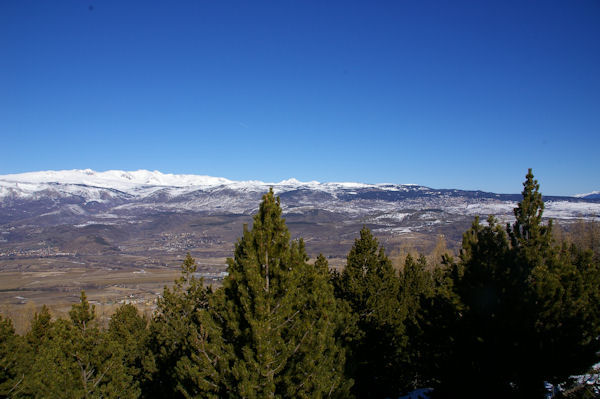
left=185, top=189, right=350, bottom=398
left=147, top=253, right=212, bottom=398
left=9, top=305, right=54, bottom=397
left=23, top=291, right=138, bottom=398
left=398, top=254, right=435, bottom=390
left=400, top=255, right=433, bottom=325
left=26, top=305, right=52, bottom=353
left=436, top=215, right=519, bottom=397
left=69, top=289, right=96, bottom=330
left=334, top=226, right=405, bottom=398
left=0, top=315, right=25, bottom=397
left=414, top=258, right=462, bottom=391
left=108, top=303, right=152, bottom=395
left=314, top=253, right=329, bottom=274
left=437, top=169, right=600, bottom=398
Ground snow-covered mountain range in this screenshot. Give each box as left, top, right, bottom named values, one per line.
left=1, top=169, right=598, bottom=221
left=0, top=169, right=418, bottom=201
left=0, top=169, right=598, bottom=260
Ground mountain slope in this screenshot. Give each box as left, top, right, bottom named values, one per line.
left=0, top=170, right=598, bottom=262
left=576, top=191, right=600, bottom=200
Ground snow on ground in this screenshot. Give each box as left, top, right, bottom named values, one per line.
left=374, top=226, right=414, bottom=235
left=74, top=221, right=119, bottom=228
left=544, top=201, right=600, bottom=219
left=463, top=201, right=516, bottom=215
left=373, top=212, right=411, bottom=223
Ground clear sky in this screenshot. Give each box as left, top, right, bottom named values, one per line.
left=1, top=1, right=598, bottom=195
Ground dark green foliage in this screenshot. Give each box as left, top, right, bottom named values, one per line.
left=381, top=252, right=462, bottom=395
left=69, top=290, right=96, bottom=331
left=510, top=169, right=551, bottom=249
left=413, top=260, right=462, bottom=390
left=400, top=255, right=433, bottom=320
left=9, top=305, right=54, bottom=397
left=333, top=226, right=405, bottom=398
left=189, top=189, right=351, bottom=398
left=0, top=315, right=25, bottom=397
left=436, top=169, right=600, bottom=398
left=314, top=253, right=329, bottom=274
left=147, top=253, right=212, bottom=398
left=26, top=305, right=52, bottom=353
left=21, top=291, right=139, bottom=398
left=398, top=254, right=434, bottom=389
left=108, top=304, right=152, bottom=393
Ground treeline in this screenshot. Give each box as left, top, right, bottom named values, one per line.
left=1, top=170, right=600, bottom=398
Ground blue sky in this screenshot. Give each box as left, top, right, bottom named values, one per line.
left=1, top=1, right=598, bottom=195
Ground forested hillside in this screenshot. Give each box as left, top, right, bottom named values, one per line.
left=1, top=170, right=599, bottom=398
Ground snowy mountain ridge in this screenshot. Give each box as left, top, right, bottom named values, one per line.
left=0, top=169, right=598, bottom=227
left=575, top=190, right=600, bottom=200
left=0, top=169, right=599, bottom=262
left=0, top=169, right=423, bottom=201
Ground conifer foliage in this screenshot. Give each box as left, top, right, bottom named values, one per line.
left=197, top=188, right=350, bottom=398
left=333, top=226, right=405, bottom=398
left=0, top=315, right=23, bottom=397
left=21, top=291, right=139, bottom=398
left=147, top=252, right=212, bottom=398
left=437, top=169, right=600, bottom=398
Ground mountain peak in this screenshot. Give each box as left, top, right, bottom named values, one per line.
left=575, top=190, right=600, bottom=200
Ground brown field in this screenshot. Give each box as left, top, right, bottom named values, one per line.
left=0, top=253, right=354, bottom=334
left=0, top=254, right=231, bottom=333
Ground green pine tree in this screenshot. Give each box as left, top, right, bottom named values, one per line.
left=0, top=315, right=26, bottom=397
left=26, top=305, right=53, bottom=353
left=437, top=169, right=600, bottom=398
left=398, top=254, right=436, bottom=390
left=69, top=290, right=96, bottom=330
left=146, top=253, right=212, bottom=398
left=108, top=303, right=152, bottom=395
left=184, top=189, right=350, bottom=398
left=22, top=291, right=138, bottom=398
left=334, top=226, right=405, bottom=398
